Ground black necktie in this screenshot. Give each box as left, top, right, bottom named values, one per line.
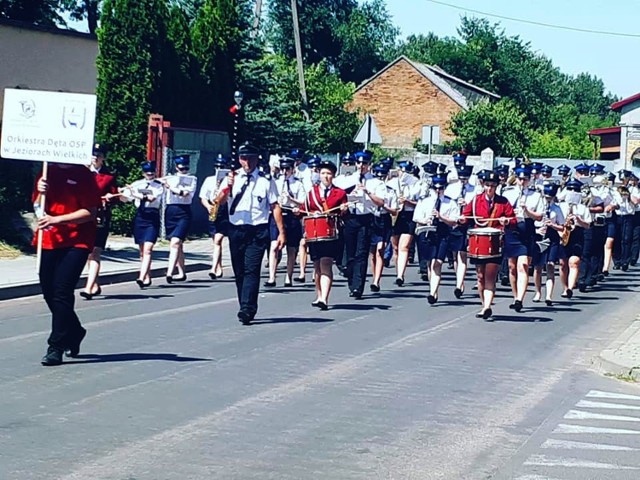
left=229, top=175, right=250, bottom=215
left=286, top=179, right=293, bottom=197
left=360, top=174, right=365, bottom=184
left=324, top=187, right=330, bottom=199
left=434, top=197, right=442, bottom=223
left=487, top=198, right=493, bottom=214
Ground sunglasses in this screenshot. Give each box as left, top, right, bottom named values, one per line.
left=177, top=166, right=189, bottom=171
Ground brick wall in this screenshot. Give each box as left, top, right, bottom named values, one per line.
left=350, top=59, right=463, bottom=149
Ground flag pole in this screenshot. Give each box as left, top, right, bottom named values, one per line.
left=35, top=161, right=48, bottom=273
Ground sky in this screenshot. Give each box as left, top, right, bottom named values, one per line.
left=382, top=0, right=640, bottom=99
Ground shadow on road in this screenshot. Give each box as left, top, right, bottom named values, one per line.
left=95, top=294, right=174, bottom=300
left=251, top=316, right=334, bottom=325
left=331, top=303, right=391, bottom=311
left=492, top=314, right=553, bottom=323
left=64, top=353, right=213, bottom=364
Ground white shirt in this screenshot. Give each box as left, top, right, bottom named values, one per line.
left=275, top=175, right=306, bottom=207
left=165, top=174, right=197, bottom=205
left=376, top=185, right=399, bottom=217
left=413, top=193, right=460, bottom=225
left=334, top=172, right=386, bottom=215
left=612, top=188, right=635, bottom=216
left=503, top=186, right=544, bottom=221
left=387, top=173, right=419, bottom=212
left=199, top=175, right=221, bottom=203
left=444, top=181, right=475, bottom=208
left=560, top=201, right=592, bottom=224
left=630, top=185, right=640, bottom=212
left=125, top=178, right=164, bottom=209
left=219, top=168, right=278, bottom=226
left=534, top=201, right=565, bottom=233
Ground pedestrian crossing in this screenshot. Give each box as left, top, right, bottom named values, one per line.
left=512, top=389, right=640, bottom=479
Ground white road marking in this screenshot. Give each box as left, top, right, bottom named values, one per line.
left=524, top=454, right=640, bottom=470
left=586, top=390, right=640, bottom=401
left=0, top=297, right=238, bottom=344
left=564, top=409, right=640, bottom=422
left=576, top=399, right=640, bottom=410
left=554, top=423, right=640, bottom=435
left=541, top=438, right=639, bottom=451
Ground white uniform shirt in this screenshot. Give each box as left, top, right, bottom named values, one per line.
left=376, top=185, right=399, bottom=217
left=503, top=186, right=544, bottom=222
left=334, top=172, right=386, bottom=215
left=126, top=178, right=164, bottom=209
left=387, top=174, right=419, bottom=212
left=612, top=188, right=635, bottom=216
left=219, top=168, right=278, bottom=226
left=534, top=201, right=565, bottom=233
left=444, top=181, right=476, bottom=209
left=413, top=193, right=460, bottom=224
left=630, top=185, right=640, bottom=212
left=165, top=174, right=197, bottom=205
left=275, top=175, right=306, bottom=207
left=559, top=200, right=592, bottom=225
left=199, top=175, right=221, bottom=204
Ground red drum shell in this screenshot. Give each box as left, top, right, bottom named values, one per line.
left=304, top=214, right=338, bottom=242
left=467, top=227, right=502, bottom=259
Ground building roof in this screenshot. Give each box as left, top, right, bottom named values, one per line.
left=354, top=56, right=500, bottom=110
left=0, top=18, right=95, bottom=40
left=588, top=126, right=621, bottom=136
left=611, top=93, right=640, bottom=112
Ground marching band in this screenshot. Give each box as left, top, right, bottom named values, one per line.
left=112, top=147, right=640, bottom=324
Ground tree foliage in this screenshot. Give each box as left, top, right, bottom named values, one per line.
left=0, top=0, right=66, bottom=27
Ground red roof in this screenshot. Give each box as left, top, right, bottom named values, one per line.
left=588, top=126, right=621, bottom=136
left=611, top=93, right=640, bottom=112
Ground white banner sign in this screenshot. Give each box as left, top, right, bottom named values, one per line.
left=1, top=88, right=97, bottom=164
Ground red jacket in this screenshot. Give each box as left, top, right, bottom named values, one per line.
left=462, top=193, right=516, bottom=229
left=306, top=184, right=348, bottom=214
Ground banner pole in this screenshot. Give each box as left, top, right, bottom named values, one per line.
left=35, top=161, right=48, bottom=274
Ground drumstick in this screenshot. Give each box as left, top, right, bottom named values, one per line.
left=280, top=201, right=357, bottom=215
left=461, top=215, right=516, bottom=220
left=102, top=192, right=127, bottom=200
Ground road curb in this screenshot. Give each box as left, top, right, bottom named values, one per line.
left=593, top=318, right=640, bottom=381
left=0, top=262, right=211, bottom=302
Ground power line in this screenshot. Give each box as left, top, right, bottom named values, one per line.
left=424, top=0, right=640, bottom=38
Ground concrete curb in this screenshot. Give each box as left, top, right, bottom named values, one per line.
left=593, top=318, right=640, bottom=381
left=0, top=262, right=211, bottom=302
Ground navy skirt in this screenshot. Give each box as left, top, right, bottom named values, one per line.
left=371, top=214, right=392, bottom=245
left=504, top=220, right=535, bottom=258
left=134, top=208, right=160, bottom=244
left=606, top=215, right=616, bottom=238
left=563, top=226, right=584, bottom=258
left=165, top=204, right=191, bottom=240
left=532, top=230, right=563, bottom=266
left=269, top=214, right=303, bottom=247
left=393, top=210, right=416, bottom=236
left=308, top=238, right=343, bottom=262
left=208, top=203, right=230, bottom=237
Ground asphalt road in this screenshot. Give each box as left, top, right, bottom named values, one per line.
left=2, top=265, right=640, bottom=480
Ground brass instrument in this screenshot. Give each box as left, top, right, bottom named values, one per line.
left=618, top=185, right=631, bottom=197
left=560, top=204, right=575, bottom=247
left=208, top=200, right=220, bottom=221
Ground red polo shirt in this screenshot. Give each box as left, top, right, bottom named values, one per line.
left=32, top=164, right=102, bottom=250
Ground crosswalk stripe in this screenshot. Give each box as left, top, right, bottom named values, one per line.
left=524, top=454, right=640, bottom=470
left=576, top=400, right=640, bottom=411
left=564, top=409, right=640, bottom=422
left=554, top=423, right=640, bottom=434
left=586, top=390, right=640, bottom=401
left=541, top=438, right=639, bottom=451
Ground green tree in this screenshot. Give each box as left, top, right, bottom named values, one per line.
left=96, top=0, right=167, bottom=234
left=0, top=0, right=65, bottom=27
left=62, top=0, right=101, bottom=34
left=450, top=99, right=531, bottom=157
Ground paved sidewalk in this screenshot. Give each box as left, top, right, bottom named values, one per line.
left=0, top=236, right=221, bottom=301
left=595, top=316, right=640, bottom=381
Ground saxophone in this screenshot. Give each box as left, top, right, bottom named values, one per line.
left=560, top=204, right=574, bottom=246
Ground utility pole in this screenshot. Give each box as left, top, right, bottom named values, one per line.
left=252, top=0, right=262, bottom=38
left=291, top=0, right=310, bottom=120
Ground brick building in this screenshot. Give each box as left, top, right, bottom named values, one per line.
left=349, top=56, right=500, bottom=149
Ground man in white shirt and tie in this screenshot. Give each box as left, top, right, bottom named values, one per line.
left=216, top=143, right=286, bottom=325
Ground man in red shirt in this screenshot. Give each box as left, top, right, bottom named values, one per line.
left=34, top=163, right=101, bottom=365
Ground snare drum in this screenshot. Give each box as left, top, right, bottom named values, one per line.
left=467, top=227, right=502, bottom=259
left=304, top=214, right=338, bottom=242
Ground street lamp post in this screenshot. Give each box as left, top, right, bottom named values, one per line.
left=231, top=90, right=244, bottom=161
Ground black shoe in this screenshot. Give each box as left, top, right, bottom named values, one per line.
left=453, top=288, right=463, bottom=299
left=350, top=290, right=362, bottom=299
left=383, top=258, right=391, bottom=268
left=566, top=289, right=573, bottom=299
left=166, top=276, right=173, bottom=284
left=316, top=301, right=328, bottom=311
left=263, top=281, right=276, bottom=287
left=421, top=273, right=429, bottom=282
left=237, top=311, right=252, bottom=325
left=578, top=284, right=587, bottom=293
left=597, top=274, right=605, bottom=282
left=613, top=264, right=621, bottom=270
left=370, top=284, right=380, bottom=292
left=509, top=302, right=516, bottom=310
left=500, top=277, right=510, bottom=287
left=208, top=272, right=217, bottom=280
left=294, top=276, right=305, bottom=283
left=514, top=300, right=523, bottom=312
left=395, top=277, right=404, bottom=287
left=284, top=281, right=292, bottom=287
left=427, top=294, right=437, bottom=305
left=41, top=346, right=63, bottom=366
left=79, top=291, right=94, bottom=300
left=136, top=279, right=146, bottom=289
left=545, top=299, right=553, bottom=307
left=65, top=328, right=87, bottom=358
left=602, top=270, right=609, bottom=277
left=622, top=264, right=629, bottom=272
left=173, top=274, right=187, bottom=282
left=482, top=308, right=493, bottom=321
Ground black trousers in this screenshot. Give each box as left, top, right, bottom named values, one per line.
left=344, top=214, right=372, bottom=294
left=39, top=247, right=89, bottom=350
left=631, top=212, right=640, bottom=265
left=614, top=214, right=633, bottom=267
left=228, top=224, right=270, bottom=318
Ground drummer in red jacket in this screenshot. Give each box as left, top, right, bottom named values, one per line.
left=460, top=171, right=515, bottom=320
left=295, top=160, right=349, bottom=310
